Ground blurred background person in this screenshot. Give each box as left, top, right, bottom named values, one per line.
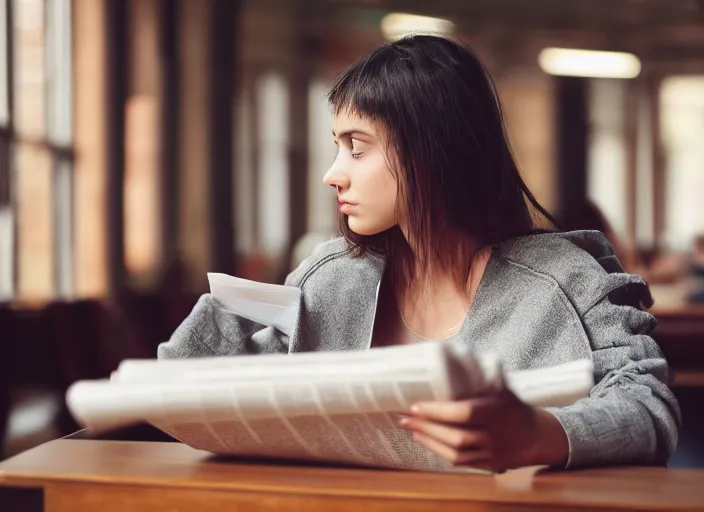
left=556, top=198, right=693, bottom=287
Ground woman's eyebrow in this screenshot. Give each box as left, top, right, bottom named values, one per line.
left=332, top=129, right=374, bottom=140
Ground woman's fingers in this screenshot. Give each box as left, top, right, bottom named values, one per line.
left=400, top=417, right=489, bottom=450
left=411, top=431, right=492, bottom=467
left=410, top=398, right=493, bottom=426
left=405, top=392, right=539, bottom=471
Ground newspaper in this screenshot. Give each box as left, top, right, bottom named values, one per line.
left=65, top=274, right=594, bottom=473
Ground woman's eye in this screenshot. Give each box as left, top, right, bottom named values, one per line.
left=350, top=140, right=363, bottom=159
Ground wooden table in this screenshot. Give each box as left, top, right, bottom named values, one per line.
left=1, top=439, right=704, bottom=511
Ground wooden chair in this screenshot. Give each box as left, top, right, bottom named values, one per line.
left=651, top=307, right=704, bottom=467
left=0, top=304, right=63, bottom=460
left=0, top=304, right=15, bottom=457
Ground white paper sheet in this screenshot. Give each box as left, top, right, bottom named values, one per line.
left=207, top=273, right=302, bottom=337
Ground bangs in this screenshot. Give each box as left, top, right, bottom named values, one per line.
left=326, top=45, right=396, bottom=122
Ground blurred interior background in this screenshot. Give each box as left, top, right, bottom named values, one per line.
left=1, top=0, right=703, bottom=466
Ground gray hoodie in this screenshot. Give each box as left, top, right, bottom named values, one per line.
left=158, top=230, right=681, bottom=469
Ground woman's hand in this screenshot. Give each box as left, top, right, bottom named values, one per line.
left=400, top=389, right=569, bottom=472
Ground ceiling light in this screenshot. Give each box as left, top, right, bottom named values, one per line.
left=380, top=12, right=454, bottom=41
left=538, top=48, right=642, bottom=79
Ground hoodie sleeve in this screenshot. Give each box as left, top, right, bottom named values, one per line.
left=157, top=237, right=351, bottom=359
left=546, top=275, right=681, bottom=468
left=156, top=293, right=289, bottom=359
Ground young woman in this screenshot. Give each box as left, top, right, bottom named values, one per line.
left=159, top=35, right=680, bottom=471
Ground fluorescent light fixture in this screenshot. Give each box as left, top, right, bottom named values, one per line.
left=538, top=48, right=642, bottom=79
left=380, top=12, right=454, bottom=41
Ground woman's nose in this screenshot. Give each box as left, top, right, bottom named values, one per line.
left=323, top=158, right=350, bottom=190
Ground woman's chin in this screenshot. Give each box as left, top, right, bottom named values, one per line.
left=347, top=218, right=392, bottom=236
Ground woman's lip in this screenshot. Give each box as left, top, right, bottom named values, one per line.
left=339, top=202, right=355, bottom=213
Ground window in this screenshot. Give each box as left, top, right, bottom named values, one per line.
left=46, top=0, right=73, bottom=297
left=588, top=79, right=628, bottom=239
left=0, top=0, right=13, bottom=300
left=0, top=0, right=73, bottom=302
left=660, top=76, right=704, bottom=252
left=234, top=82, right=255, bottom=255
left=307, top=78, right=337, bottom=236
left=257, top=72, right=289, bottom=256
left=14, top=0, right=54, bottom=300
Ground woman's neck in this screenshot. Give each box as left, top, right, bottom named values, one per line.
left=400, top=227, right=479, bottom=292
left=393, top=243, right=492, bottom=341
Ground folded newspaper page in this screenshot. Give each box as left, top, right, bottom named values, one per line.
left=67, top=342, right=592, bottom=473
left=66, top=274, right=594, bottom=473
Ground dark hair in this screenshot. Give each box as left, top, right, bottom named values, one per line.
left=327, top=35, right=555, bottom=299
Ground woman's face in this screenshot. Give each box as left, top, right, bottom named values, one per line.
left=323, top=110, right=399, bottom=236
